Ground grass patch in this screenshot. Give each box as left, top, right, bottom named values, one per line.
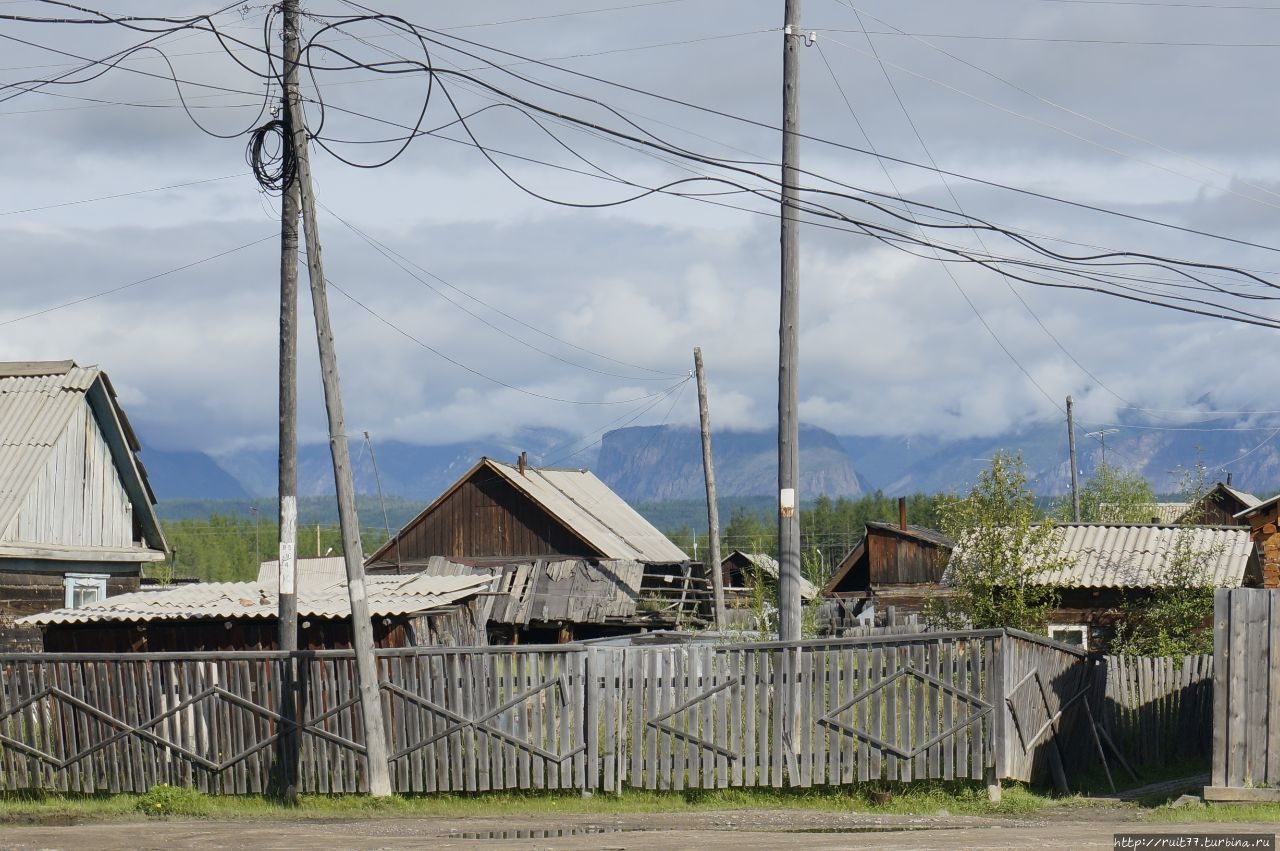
left=1144, top=801, right=1280, bottom=824
left=0, top=781, right=1080, bottom=823
left=137, top=785, right=209, bottom=818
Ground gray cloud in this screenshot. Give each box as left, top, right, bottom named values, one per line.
left=3, top=0, right=1279, bottom=462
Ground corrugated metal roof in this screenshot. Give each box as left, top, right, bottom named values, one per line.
left=488, top=459, right=690, bottom=563
left=0, top=361, right=165, bottom=554
left=951, top=524, right=1254, bottom=589
left=20, top=571, right=494, bottom=625
left=257, top=556, right=350, bottom=589
left=0, top=364, right=101, bottom=533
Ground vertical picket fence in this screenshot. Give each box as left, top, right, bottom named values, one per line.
left=0, top=630, right=1092, bottom=794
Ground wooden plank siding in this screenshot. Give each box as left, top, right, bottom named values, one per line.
left=0, top=630, right=1097, bottom=794
left=1208, top=588, right=1280, bottom=793
left=3, top=403, right=135, bottom=550
left=383, top=472, right=596, bottom=563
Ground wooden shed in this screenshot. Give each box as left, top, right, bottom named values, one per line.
left=365, top=456, right=709, bottom=641
left=0, top=361, right=167, bottom=651
left=824, top=521, right=954, bottom=596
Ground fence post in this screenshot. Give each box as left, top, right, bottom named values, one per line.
left=986, top=631, right=1005, bottom=803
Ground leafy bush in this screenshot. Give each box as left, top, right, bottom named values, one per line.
left=136, top=783, right=209, bottom=817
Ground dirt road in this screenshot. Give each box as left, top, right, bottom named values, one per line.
left=1, top=809, right=1275, bottom=851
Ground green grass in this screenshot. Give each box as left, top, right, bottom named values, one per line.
left=7, top=780, right=1274, bottom=825
left=1146, top=802, right=1280, bottom=823
left=0, top=781, right=1069, bottom=823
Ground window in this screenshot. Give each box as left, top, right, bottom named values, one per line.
left=1049, top=624, right=1088, bottom=650
left=63, top=573, right=108, bottom=608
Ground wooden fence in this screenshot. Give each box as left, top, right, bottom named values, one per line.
left=1086, top=654, right=1213, bottom=776
left=0, top=629, right=1087, bottom=794
left=1208, top=588, right=1280, bottom=799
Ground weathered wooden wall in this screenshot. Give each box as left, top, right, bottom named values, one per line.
left=1210, top=588, right=1280, bottom=791
left=391, top=473, right=594, bottom=562
left=0, top=631, right=1087, bottom=795
left=0, top=574, right=138, bottom=653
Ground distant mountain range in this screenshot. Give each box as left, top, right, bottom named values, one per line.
left=141, top=414, right=1280, bottom=513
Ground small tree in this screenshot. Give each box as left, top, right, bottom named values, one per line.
left=1059, top=462, right=1157, bottom=523
left=926, top=451, right=1065, bottom=632
left=1111, top=456, right=1222, bottom=655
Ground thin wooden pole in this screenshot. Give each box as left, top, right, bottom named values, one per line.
left=777, top=0, right=803, bottom=644
left=277, top=0, right=302, bottom=801
left=694, top=348, right=726, bottom=629
left=1067, top=395, right=1080, bottom=522
left=283, top=49, right=392, bottom=796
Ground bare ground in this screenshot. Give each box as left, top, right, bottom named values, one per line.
left=1, top=808, right=1275, bottom=851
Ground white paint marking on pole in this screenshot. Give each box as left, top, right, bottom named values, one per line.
left=780, top=488, right=796, bottom=517
left=279, top=494, right=298, bottom=595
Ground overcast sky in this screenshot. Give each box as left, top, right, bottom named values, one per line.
left=4, top=0, right=1280, bottom=458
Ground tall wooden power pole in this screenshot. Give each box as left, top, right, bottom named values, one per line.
left=276, top=0, right=302, bottom=802
left=778, top=0, right=804, bottom=643
left=1067, top=395, right=1080, bottom=522
left=694, top=348, right=726, bottom=629
left=281, top=3, right=392, bottom=795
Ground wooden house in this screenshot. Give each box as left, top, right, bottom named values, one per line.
left=20, top=570, right=494, bottom=653
left=820, top=516, right=955, bottom=630
left=949, top=523, right=1261, bottom=651
left=1232, top=495, right=1280, bottom=589
left=0, top=361, right=167, bottom=651
left=1174, top=480, right=1260, bottom=526
left=365, top=456, right=708, bottom=642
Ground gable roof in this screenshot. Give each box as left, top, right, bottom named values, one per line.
left=949, top=523, right=1255, bottom=589
left=20, top=571, right=493, bottom=626
left=0, top=360, right=165, bottom=553
left=367, top=457, right=688, bottom=565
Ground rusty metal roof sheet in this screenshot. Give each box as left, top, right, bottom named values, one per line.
left=952, top=524, right=1254, bottom=589
left=487, top=459, right=690, bottom=563
left=19, top=571, right=495, bottom=625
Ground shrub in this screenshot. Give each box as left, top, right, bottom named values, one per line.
left=136, top=783, right=209, bottom=817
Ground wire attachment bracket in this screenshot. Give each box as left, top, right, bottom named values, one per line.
left=784, top=24, right=817, bottom=47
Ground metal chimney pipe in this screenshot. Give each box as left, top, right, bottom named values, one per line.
left=898, top=496, right=907, bottom=531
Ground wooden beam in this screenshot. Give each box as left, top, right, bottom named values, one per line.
left=1203, top=785, right=1280, bottom=803
left=0, top=544, right=166, bottom=562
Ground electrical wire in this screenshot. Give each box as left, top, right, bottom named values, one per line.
left=0, top=234, right=276, bottom=328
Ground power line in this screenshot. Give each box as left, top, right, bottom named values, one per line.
left=318, top=200, right=685, bottom=381
left=0, top=172, right=246, bottom=216
left=0, top=234, right=276, bottom=328
left=323, top=271, right=693, bottom=406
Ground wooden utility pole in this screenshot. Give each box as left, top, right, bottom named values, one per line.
left=777, top=0, right=803, bottom=643
left=694, top=348, right=726, bottom=629
left=276, top=0, right=302, bottom=803
left=282, top=17, right=392, bottom=795
left=1066, top=395, right=1080, bottom=522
